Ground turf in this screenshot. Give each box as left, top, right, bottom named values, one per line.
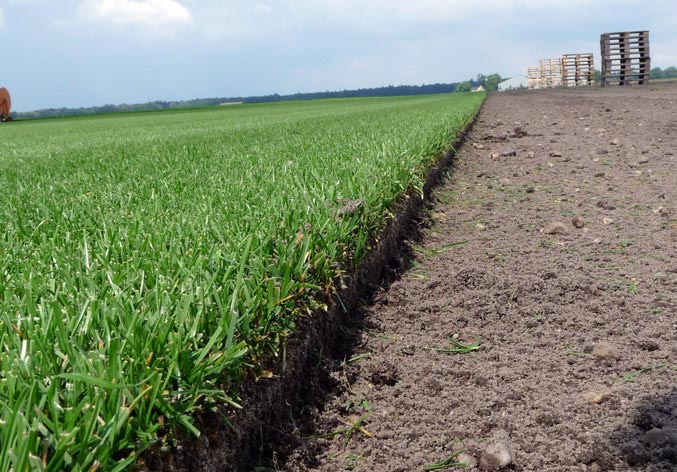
left=0, top=93, right=484, bottom=470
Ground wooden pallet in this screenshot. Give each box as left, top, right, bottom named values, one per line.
left=600, top=30, right=650, bottom=86
left=539, top=58, right=562, bottom=88
left=561, top=53, right=595, bottom=87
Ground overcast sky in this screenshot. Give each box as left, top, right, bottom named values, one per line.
left=2, top=0, right=676, bottom=111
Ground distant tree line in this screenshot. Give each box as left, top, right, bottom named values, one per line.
left=12, top=73, right=502, bottom=120
left=12, top=99, right=228, bottom=120
left=593, top=66, right=677, bottom=82
left=243, top=82, right=460, bottom=104
left=650, top=66, right=677, bottom=79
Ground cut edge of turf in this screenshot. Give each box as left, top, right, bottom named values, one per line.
left=140, top=101, right=484, bottom=472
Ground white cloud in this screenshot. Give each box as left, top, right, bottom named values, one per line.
left=0, top=9, right=5, bottom=32
left=78, top=0, right=191, bottom=27
left=188, top=0, right=607, bottom=42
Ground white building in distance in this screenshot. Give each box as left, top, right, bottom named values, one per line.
left=498, top=76, right=529, bottom=91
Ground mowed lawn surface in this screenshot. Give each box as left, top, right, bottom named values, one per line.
left=0, top=93, right=484, bottom=470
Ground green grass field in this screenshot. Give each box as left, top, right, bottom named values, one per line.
left=0, top=93, right=484, bottom=470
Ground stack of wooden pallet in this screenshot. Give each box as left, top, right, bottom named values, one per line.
left=527, top=67, right=543, bottom=90
left=527, top=60, right=562, bottom=89
left=539, top=59, right=563, bottom=88
left=561, top=53, right=595, bottom=87
left=600, top=31, right=650, bottom=86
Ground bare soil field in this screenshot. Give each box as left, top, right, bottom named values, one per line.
left=279, top=84, right=676, bottom=471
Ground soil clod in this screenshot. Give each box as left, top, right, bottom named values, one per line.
left=457, top=453, right=478, bottom=469
left=479, top=441, right=515, bottom=471
left=596, top=200, right=616, bottom=210
left=591, top=342, right=621, bottom=360
left=542, top=221, right=567, bottom=234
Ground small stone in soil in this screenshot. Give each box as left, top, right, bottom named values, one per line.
left=526, top=151, right=535, bottom=158
left=591, top=342, right=620, bottom=360
left=549, top=151, right=563, bottom=157
left=476, top=223, right=487, bottom=231
left=479, top=441, right=514, bottom=470
left=583, top=389, right=612, bottom=404
left=513, top=126, right=528, bottom=138
left=596, top=200, right=616, bottom=210
left=654, top=206, right=670, bottom=216
left=602, top=217, right=614, bottom=225
left=572, top=216, right=585, bottom=228
left=525, top=186, right=535, bottom=193
left=610, top=139, right=620, bottom=145
left=542, top=222, right=567, bottom=235
left=490, top=152, right=500, bottom=160
left=457, top=453, right=478, bottom=469
left=501, top=149, right=517, bottom=157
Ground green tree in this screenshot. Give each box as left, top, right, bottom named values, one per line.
left=663, top=66, right=677, bottom=78
left=484, top=73, right=502, bottom=91
left=650, top=67, right=663, bottom=79
left=455, top=81, right=472, bottom=92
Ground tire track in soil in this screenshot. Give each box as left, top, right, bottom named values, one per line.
left=280, top=85, right=677, bottom=472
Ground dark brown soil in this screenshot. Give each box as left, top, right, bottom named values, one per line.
left=280, top=84, right=677, bottom=471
